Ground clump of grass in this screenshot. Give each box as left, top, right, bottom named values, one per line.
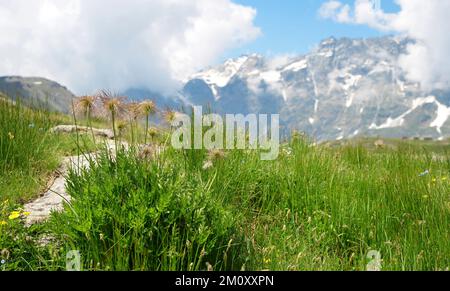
left=50, top=147, right=244, bottom=271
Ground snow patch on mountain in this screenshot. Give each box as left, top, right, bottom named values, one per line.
left=282, top=89, right=288, bottom=102
left=283, top=59, right=308, bottom=72
left=192, top=55, right=248, bottom=87
left=370, top=117, right=405, bottom=130
left=369, top=61, right=393, bottom=75
left=318, top=50, right=334, bottom=58
left=346, top=93, right=356, bottom=108
left=260, top=71, right=281, bottom=83
left=369, top=96, right=450, bottom=135
left=430, top=100, right=450, bottom=134
left=190, top=55, right=249, bottom=100
left=370, top=96, right=433, bottom=130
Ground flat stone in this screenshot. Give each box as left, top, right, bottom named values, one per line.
left=50, top=125, right=115, bottom=139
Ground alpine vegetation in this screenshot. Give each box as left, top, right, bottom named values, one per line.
left=1, top=0, right=450, bottom=274
left=0, top=92, right=450, bottom=271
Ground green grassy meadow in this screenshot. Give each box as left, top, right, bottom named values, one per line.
left=0, top=95, right=449, bottom=271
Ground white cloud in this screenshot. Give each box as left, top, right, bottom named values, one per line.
left=318, top=1, right=352, bottom=23
left=319, top=0, right=450, bottom=91
left=0, top=0, right=260, bottom=94
left=319, top=0, right=396, bottom=31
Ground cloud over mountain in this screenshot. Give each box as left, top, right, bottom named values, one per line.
left=0, top=0, right=260, bottom=94
left=319, top=0, right=450, bottom=91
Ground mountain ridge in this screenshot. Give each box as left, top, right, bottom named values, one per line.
left=180, top=35, right=450, bottom=141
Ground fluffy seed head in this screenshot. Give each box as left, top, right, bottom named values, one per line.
left=207, top=149, right=226, bottom=161
left=148, top=127, right=159, bottom=138
left=138, top=145, right=156, bottom=161
left=140, top=100, right=157, bottom=116
left=116, top=120, right=128, bottom=135
left=74, top=95, right=97, bottom=117
left=163, top=109, right=178, bottom=124
left=98, top=90, right=127, bottom=117
left=127, top=102, right=142, bottom=120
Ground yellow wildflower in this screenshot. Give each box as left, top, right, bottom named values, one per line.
left=8, top=132, right=14, bottom=140
left=0, top=221, right=7, bottom=226
left=22, top=212, right=31, bottom=216
left=8, top=211, right=20, bottom=220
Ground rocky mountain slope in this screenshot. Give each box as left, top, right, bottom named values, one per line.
left=181, top=36, right=450, bottom=141
left=0, top=76, right=75, bottom=113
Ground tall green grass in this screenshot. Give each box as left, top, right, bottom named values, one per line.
left=49, top=147, right=244, bottom=271
left=0, top=99, right=60, bottom=203
left=44, top=137, right=449, bottom=271
left=0, top=97, right=448, bottom=271
left=0, top=97, right=101, bottom=204
left=0, top=99, right=52, bottom=170
left=0, top=98, right=62, bottom=270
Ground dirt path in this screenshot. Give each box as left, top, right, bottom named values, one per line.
left=24, top=140, right=125, bottom=225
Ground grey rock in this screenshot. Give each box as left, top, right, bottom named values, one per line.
left=50, top=125, right=115, bottom=139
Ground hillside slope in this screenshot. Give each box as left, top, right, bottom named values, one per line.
left=0, top=76, right=74, bottom=113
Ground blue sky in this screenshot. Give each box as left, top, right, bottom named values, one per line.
left=226, top=0, right=400, bottom=59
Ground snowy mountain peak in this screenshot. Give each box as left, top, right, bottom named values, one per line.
left=321, top=36, right=337, bottom=45
left=189, top=55, right=250, bottom=100
left=192, top=55, right=249, bottom=87
left=181, top=36, right=450, bottom=141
